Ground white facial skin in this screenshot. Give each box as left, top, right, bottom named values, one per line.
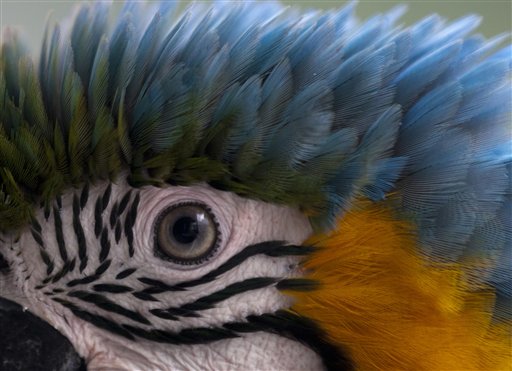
left=0, top=181, right=322, bottom=370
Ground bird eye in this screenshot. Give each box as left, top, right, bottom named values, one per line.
left=154, top=202, right=220, bottom=265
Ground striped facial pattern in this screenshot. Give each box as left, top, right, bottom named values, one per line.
left=3, top=181, right=351, bottom=369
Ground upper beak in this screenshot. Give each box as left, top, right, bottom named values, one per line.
left=0, top=296, right=86, bottom=371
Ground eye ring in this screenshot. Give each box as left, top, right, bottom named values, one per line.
left=153, top=201, right=221, bottom=266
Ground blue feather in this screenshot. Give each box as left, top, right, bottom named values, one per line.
left=411, top=15, right=481, bottom=60
left=395, top=40, right=462, bottom=109
left=332, top=43, right=397, bottom=135
left=396, top=81, right=463, bottom=162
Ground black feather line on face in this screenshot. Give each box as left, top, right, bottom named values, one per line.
left=243, top=310, right=354, bottom=371
left=172, top=241, right=313, bottom=289
left=72, top=194, right=88, bottom=273
left=0, top=250, right=9, bottom=272
left=79, top=183, right=89, bottom=210
left=132, top=241, right=315, bottom=299
left=51, top=258, right=76, bottom=284
left=109, top=202, right=119, bottom=230
left=53, top=296, right=354, bottom=371
left=53, top=206, right=68, bottom=265
left=66, top=259, right=111, bottom=287
left=123, top=193, right=138, bottom=258
left=115, top=268, right=137, bottom=280
left=67, top=290, right=151, bottom=325
left=93, top=283, right=133, bottom=293
left=94, top=197, right=103, bottom=238
left=53, top=297, right=135, bottom=340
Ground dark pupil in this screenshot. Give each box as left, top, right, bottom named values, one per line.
left=172, top=216, right=199, bottom=244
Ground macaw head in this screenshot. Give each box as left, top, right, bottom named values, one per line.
left=0, top=1, right=510, bottom=370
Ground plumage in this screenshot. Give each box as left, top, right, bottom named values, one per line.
left=0, top=1, right=510, bottom=370
left=292, top=202, right=511, bottom=370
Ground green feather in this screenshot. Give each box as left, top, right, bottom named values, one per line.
left=0, top=167, right=32, bottom=230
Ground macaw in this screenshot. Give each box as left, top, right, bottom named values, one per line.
left=0, top=1, right=510, bottom=370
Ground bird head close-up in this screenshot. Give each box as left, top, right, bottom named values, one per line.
left=0, top=1, right=510, bottom=370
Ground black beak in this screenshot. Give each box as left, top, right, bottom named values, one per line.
left=0, top=296, right=86, bottom=371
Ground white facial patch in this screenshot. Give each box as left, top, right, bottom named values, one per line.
left=0, top=181, right=326, bottom=370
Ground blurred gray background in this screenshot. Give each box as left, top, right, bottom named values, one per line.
left=1, top=0, right=511, bottom=56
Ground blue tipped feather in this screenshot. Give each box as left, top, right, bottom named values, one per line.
left=395, top=40, right=462, bottom=108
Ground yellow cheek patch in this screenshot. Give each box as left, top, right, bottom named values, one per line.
left=290, top=203, right=511, bottom=371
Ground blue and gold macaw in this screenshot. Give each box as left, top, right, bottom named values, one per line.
left=0, top=1, right=510, bottom=370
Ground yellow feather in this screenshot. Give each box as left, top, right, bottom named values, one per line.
left=290, top=202, right=511, bottom=370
